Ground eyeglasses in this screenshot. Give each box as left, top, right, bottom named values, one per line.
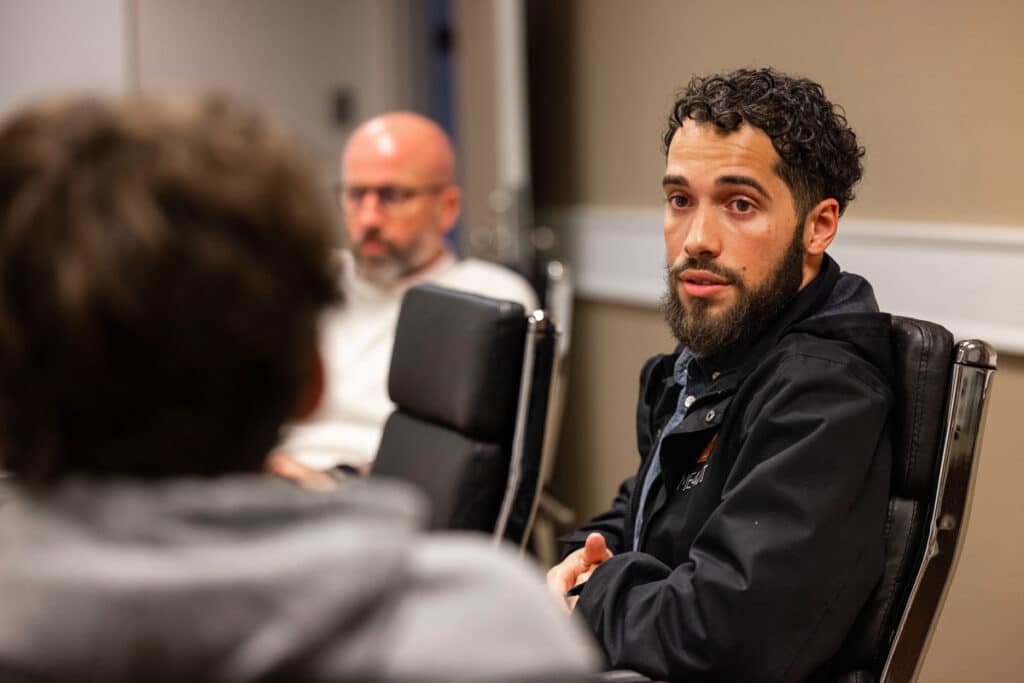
left=336, top=183, right=446, bottom=211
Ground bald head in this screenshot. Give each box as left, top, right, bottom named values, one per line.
left=339, top=112, right=461, bottom=287
left=343, top=112, right=456, bottom=186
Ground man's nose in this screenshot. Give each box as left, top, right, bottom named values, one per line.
left=683, top=207, right=722, bottom=260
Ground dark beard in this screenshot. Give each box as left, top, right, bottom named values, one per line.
left=661, top=225, right=805, bottom=357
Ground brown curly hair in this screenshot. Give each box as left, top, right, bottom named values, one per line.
left=0, top=95, right=341, bottom=484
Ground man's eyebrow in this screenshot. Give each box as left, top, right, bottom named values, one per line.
left=662, top=174, right=688, bottom=188
left=717, top=175, right=770, bottom=198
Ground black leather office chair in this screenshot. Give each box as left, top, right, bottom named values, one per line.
left=599, top=317, right=997, bottom=683
left=827, top=317, right=996, bottom=682
left=371, top=284, right=559, bottom=544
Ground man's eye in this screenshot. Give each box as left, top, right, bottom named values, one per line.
left=731, top=198, right=754, bottom=212
left=667, top=195, right=689, bottom=209
left=377, top=187, right=400, bottom=204
left=344, top=187, right=367, bottom=203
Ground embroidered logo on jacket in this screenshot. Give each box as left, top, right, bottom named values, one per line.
left=678, top=435, right=717, bottom=492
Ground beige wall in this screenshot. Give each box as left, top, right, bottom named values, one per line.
left=529, top=0, right=1024, bottom=226
left=551, top=302, right=674, bottom=518
left=534, top=1, right=1024, bottom=680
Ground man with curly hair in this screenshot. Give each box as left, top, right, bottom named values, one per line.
left=548, top=68, right=895, bottom=681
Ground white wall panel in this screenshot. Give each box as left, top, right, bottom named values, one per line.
left=545, top=205, right=1024, bottom=354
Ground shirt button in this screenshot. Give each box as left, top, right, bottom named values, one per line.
left=705, top=409, right=716, bottom=422
left=684, top=395, right=696, bottom=408
left=711, top=371, right=721, bottom=380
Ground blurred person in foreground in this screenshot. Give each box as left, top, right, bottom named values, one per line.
left=0, top=95, right=596, bottom=683
left=281, top=112, right=537, bottom=474
left=547, top=68, right=895, bottom=681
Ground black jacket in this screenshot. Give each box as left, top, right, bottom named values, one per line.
left=561, top=258, right=895, bottom=682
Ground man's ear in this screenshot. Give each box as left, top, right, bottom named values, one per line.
left=439, top=185, right=462, bottom=235
left=804, top=198, right=840, bottom=255
left=293, top=348, right=324, bottom=421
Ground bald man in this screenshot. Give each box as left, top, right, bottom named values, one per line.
left=283, top=113, right=537, bottom=472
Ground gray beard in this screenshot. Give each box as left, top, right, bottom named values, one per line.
left=351, top=230, right=426, bottom=287
left=354, top=255, right=408, bottom=287
left=662, top=225, right=805, bottom=357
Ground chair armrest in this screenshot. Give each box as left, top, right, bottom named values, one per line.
left=594, top=671, right=657, bottom=682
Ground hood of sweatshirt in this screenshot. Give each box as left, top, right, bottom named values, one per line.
left=0, top=475, right=424, bottom=682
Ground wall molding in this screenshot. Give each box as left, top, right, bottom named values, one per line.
left=541, top=205, right=1024, bottom=355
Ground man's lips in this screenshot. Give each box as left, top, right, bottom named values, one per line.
left=678, top=269, right=730, bottom=298
left=358, top=239, right=390, bottom=257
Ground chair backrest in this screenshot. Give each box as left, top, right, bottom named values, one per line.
left=831, top=316, right=997, bottom=682
left=371, top=284, right=557, bottom=541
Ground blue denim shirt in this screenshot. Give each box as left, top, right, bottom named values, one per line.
left=632, top=348, right=706, bottom=550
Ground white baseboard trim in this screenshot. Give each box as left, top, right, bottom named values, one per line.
left=541, top=205, right=1024, bottom=355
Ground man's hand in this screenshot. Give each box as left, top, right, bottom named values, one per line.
left=546, top=532, right=614, bottom=612
left=266, top=451, right=338, bottom=491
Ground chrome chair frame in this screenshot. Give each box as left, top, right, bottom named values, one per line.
left=493, top=309, right=561, bottom=544
left=518, top=261, right=576, bottom=561
left=880, top=339, right=997, bottom=682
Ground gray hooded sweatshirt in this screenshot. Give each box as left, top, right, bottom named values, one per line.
left=0, top=475, right=598, bottom=683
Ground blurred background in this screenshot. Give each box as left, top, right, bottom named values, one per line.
left=1, top=1, right=1021, bottom=680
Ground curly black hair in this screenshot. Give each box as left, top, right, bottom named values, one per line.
left=664, top=67, right=864, bottom=217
